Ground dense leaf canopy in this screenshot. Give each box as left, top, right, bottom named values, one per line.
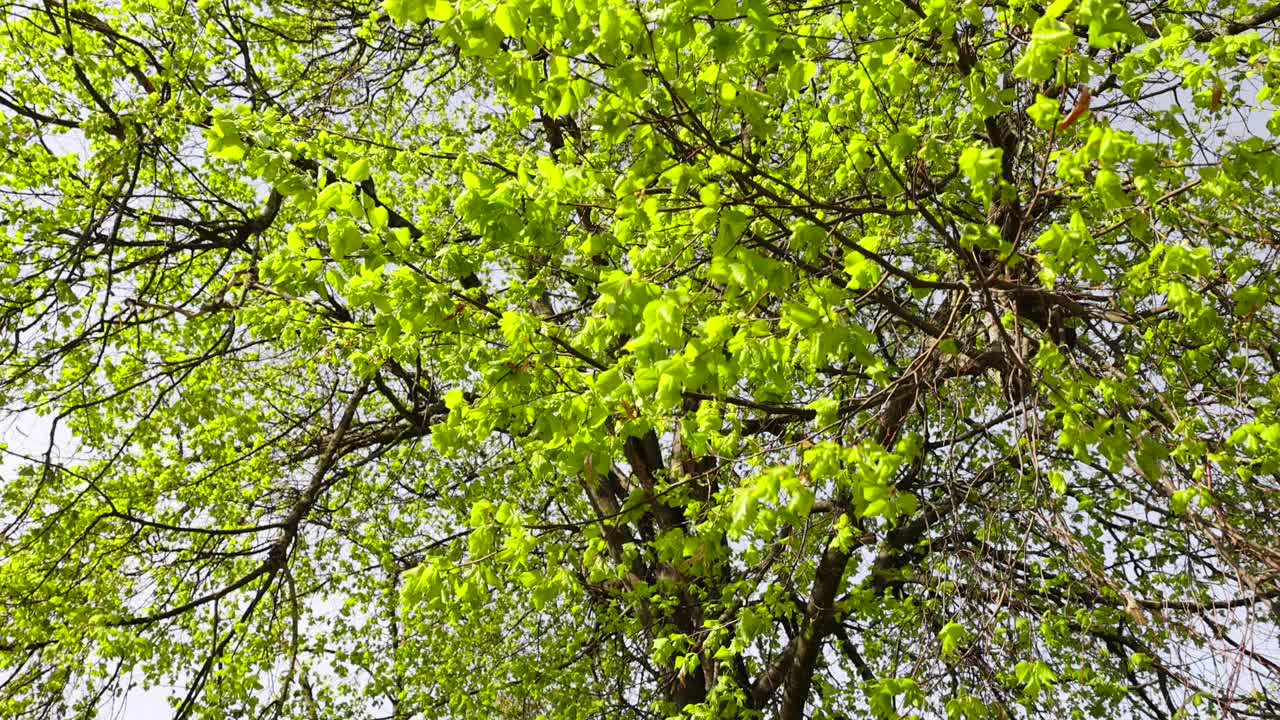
left=2, top=0, right=1280, bottom=718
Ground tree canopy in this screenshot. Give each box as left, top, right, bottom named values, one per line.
left=2, top=0, right=1280, bottom=718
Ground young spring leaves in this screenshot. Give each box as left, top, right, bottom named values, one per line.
left=2, top=0, right=1280, bottom=719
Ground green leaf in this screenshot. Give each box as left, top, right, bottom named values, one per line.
left=787, top=61, right=816, bottom=93
left=206, top=119, right=247, bottom=161
left=1044, top=0, right=1075, bottom=20
left=444, top=388, right=467, bottom=410
left=1026, top=94, right=1061, bottom=130
left=425, top=0, right=454, bottom=21
left=711, top=0, right=737, bottom=21
left=493, top=4, right=524, bottom=37
left=1013, top=18, right=1077, bottom=81
left=344, top=157, right=372, bottom=183
left=938, top=621, right=968, bottom=659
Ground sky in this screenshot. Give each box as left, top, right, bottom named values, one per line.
left=3, top=3, right=1280, bottom=719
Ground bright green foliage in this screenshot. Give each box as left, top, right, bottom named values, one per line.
left=2, top=1, right=1280, bottom=719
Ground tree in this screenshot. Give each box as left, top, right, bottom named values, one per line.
left=2, top=0, right=1280, bottom=717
